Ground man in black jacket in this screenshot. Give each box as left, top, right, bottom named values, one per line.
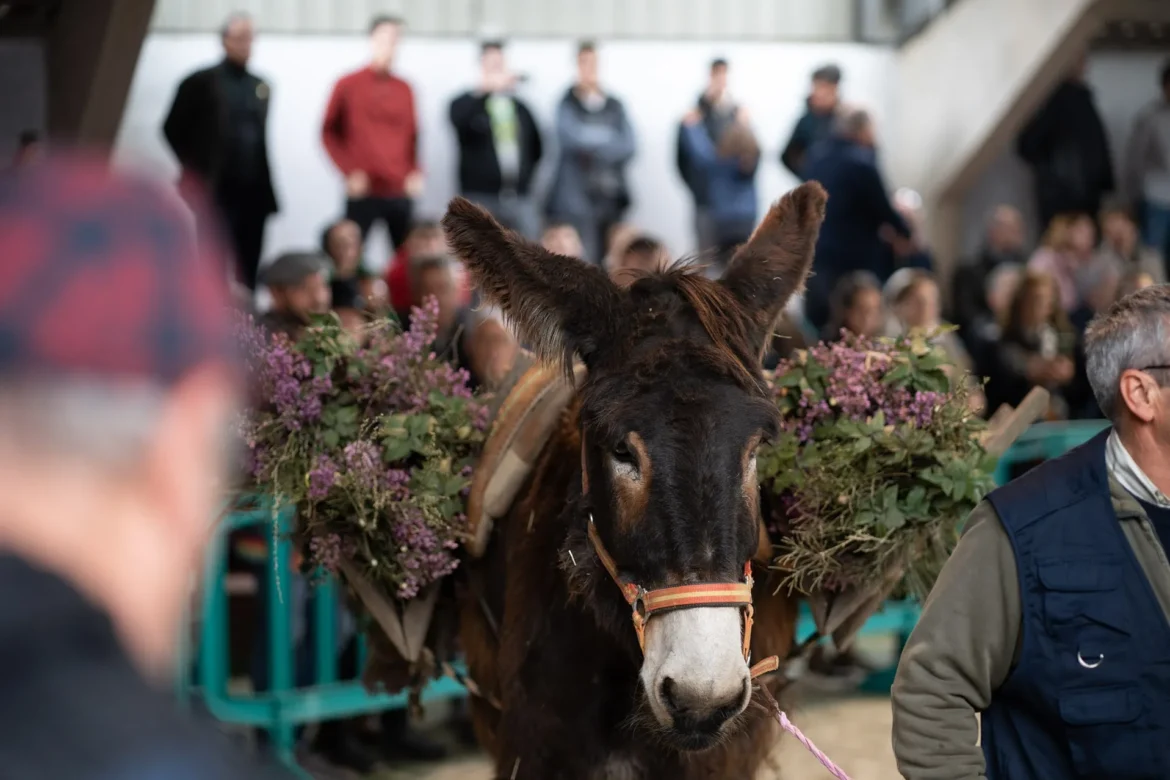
left=802, top=106, right=910, bottom=331
left=781, top=64, right=841, bottom=181
left=163, top=12, right=279, bottom=291
left=676, top=58, right=737, bottom=254
left=449, top=40, right=543, bottom=239
left=1017, top=55, right=1114, bottom=231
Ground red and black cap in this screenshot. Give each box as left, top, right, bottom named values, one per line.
left=0, top=154, right=239, bottom=386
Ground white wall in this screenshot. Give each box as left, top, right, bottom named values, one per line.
left=149, top=0, right=855, bottom=41
left=115, top=33, right=895, bottom=269
left=0, top=39, right=47, bottom=160
left=960, top=49, right=1170, bottom=256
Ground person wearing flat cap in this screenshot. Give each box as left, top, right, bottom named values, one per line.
left=0, top=155, right=292, bottom=777
left=258, top=251, right=332, bottom=339
left=781, top=63, right=841, bottom=180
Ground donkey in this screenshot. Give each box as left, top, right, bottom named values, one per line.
left=443, top=181, right=828, bottom=779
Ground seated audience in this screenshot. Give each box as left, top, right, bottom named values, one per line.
left=680, top=108, right=760, bottom=269
left=257, top=252, right=332, bottom=339
left=608, top=235, right=670, bottom=286
left=541, top=220, right=586, bottom=259
left=888, top=271, right=972, bottom=369
left=321, top=218, right=366, bottom=308
left=880, top=188, right=934, bottom=275
left=1027, top=212, right=1095, bottom=314
left=822, top=271, right=885, bottom=342
left=406, top=255, right=517, bottom=389
left=988, top=271, right=1077, bottom=419
left=1119, top=267, right=1158, bottom=299
left=887, top=270, right=984, bottom=412
left=1095, top=205, right=1165, bottom=285
left=950, top=205, right=1027, bottom=334
left=966, top=263, right=1024, bottom=399
left=385, top=220, right=470, bottom=317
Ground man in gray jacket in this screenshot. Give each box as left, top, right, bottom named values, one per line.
left=1124, top=60, right=1170, bottom=276
left=546, top=41, right=636, bottom=265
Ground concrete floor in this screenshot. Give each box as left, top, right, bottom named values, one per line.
left=360, top=691, right=901, bottom=780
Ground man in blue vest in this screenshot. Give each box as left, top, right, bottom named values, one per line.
left=892, top=284, right=1170, bottom=779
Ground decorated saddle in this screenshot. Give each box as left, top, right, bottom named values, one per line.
left=465, top=350, right=586, bottom=559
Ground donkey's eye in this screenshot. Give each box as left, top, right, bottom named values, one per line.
left=611, top=441, right=636, bottom=467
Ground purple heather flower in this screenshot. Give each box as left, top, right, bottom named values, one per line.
left=343, top=440, right=383, bottom=491
left=309, top=533, right=343, bottom=572
left=308, top=454, right=338, bottom=500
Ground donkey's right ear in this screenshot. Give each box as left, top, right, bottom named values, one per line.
left=442, top=198, right=625, bottom=375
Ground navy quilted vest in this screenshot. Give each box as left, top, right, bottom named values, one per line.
left=982, top=430, right=1170, bottom=779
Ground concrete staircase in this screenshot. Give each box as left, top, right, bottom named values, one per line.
left=886, top=0, right=1104, bottom=273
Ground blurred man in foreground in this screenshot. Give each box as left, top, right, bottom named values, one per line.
left=0, top=157, right=289, bottom=777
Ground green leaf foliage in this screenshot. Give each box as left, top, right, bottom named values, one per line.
left=758, top=330, right=995, bottom=600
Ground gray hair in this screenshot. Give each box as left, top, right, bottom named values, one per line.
left=832, top=106, right=871, bottom=140
left=0, top=380, right=166, bottom=468
left=1085, top=284, right=1170, bottom=420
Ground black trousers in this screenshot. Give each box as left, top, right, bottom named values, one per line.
left=216, top=189, right=270, bottom=291
left=346, top=196, right=413, bottom=251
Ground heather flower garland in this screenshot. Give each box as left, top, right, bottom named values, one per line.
left=758, top=331, right=995, bottom=598
left=237, top=298, right=488, bottom=601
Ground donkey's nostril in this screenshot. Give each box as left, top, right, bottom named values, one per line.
left=660, top=676, right=682, bottom=713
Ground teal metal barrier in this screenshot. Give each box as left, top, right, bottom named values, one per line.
left=188, top=497, right=466, bottom=776
left=992, top=420, right=1110, bottom=484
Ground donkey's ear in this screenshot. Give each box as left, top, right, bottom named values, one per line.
left=442, top=197, right=625, bottom=374
left=719, top=181, right=827, bottom=359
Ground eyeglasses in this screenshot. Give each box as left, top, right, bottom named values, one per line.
left=1139, top=365, right=1170, bottom=372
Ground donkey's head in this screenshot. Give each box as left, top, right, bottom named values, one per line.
left=444, top=182, right=826, bottom=751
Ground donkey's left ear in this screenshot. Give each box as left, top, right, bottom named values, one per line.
left=442, top=198, right=625, bottom=376
left=719, top=182, right=827, bottom=359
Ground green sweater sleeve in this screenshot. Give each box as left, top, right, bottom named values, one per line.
left=891, top=500, right=1021, bottom=779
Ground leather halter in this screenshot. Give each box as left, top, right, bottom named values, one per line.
left=580, top=437, right=779, bottom=680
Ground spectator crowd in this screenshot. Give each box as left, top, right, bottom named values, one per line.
left=139, top=14, right=1168, bottom=432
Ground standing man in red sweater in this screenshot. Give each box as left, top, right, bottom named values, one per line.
left=322, top=15, right=422, bottom=253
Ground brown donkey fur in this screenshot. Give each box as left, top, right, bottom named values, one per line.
left=443, top=182, right=827, bottom=780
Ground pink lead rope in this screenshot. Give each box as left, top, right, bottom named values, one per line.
left=758, top=684, right=852, bottom=780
